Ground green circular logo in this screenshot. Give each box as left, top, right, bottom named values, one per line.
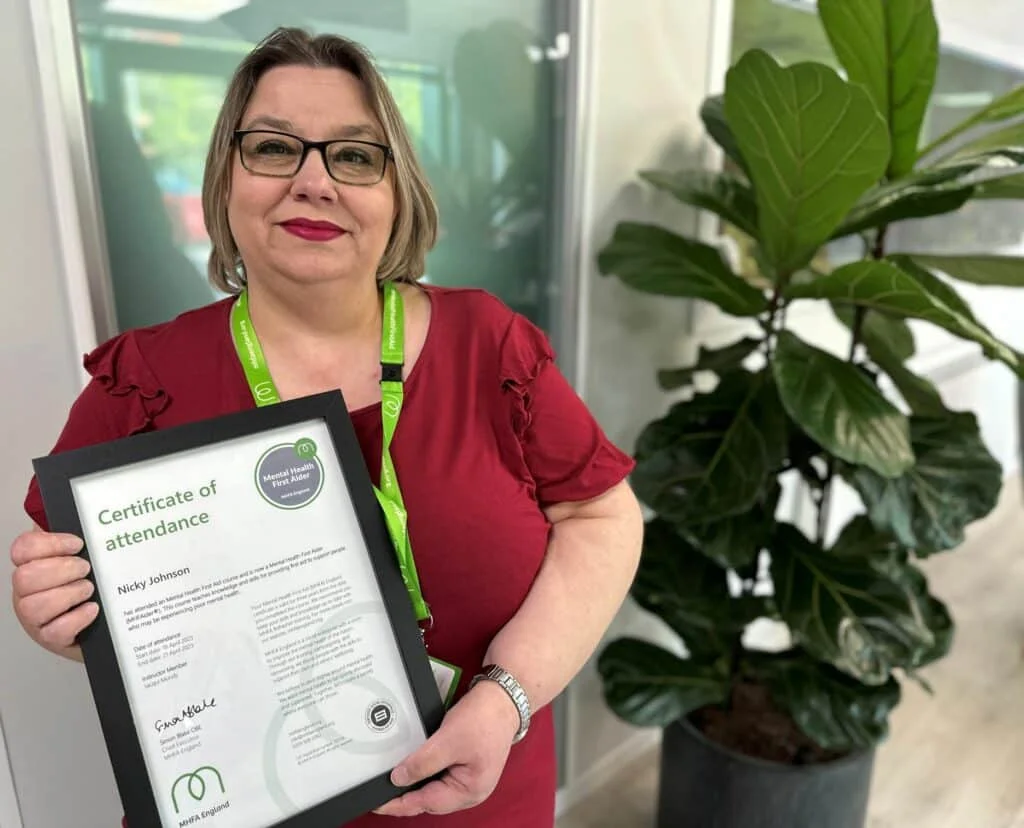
left=294, top=438, right=318, bottom=459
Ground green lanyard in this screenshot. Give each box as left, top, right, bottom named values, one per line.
left=229, top=284, right=430, bottom=625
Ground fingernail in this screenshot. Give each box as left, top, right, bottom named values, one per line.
left=391, top=767, right=409, bottom=787
left=61, top=536, right=84, bottom=554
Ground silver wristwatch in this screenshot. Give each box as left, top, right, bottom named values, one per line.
left=471, top=664, right=532, bottom=744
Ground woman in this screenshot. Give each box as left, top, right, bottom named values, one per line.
left=9, top=27, right=643, bottom=827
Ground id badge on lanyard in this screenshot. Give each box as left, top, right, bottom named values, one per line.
left=230, top=283, right=461, bottom=705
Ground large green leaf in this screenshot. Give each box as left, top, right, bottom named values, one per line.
left=597, top=638, right=729, bottom=727
left=933, top=120, right=1024, bottom=166
left=892, top=256, right=1024, bottom=374
left=834, top=151, right=1022, bottom=240
left=920, top=85, right=1024, bottom=157
left=748, top=649, right=902, bottom=752
left=908, top=254, right=1024, bottom=288
left=889, top=255, right=979, bottom=321
left=830, top=514, right=897, bottom=559
left=833, top=175, right=975, bottom=239
left=681, top=478, right=781, bottom=570
left=878, top=555, right=954, bottom=672
left=640, top=170, right=759, bottom=239
left=878, top=259, right=1024, bottom=396
left=770, top=523, right=939, bottom=684
left=933, top=147, right=1024, bottom=174
left=831, top=516, right=955, bottom=672
left=657, top=336, right=762, bottom=391
left=835, top=306, right=947, bottom=416
left=785, top=260, right=1022, bottom=375
left=819, top=0, right=938, bottom=178
left=927, top=117, right=1024, bottom=172
left=597, top=222, right=768, bottom=316
left=968, top=125, right=1024, bottom=156
left=700, top=94, right=749, bottom=177
left=632, top=370, right=787, bottom=524
left=723, top=49, right=890, bottom=275
left=631, top=519, right=766, bottom=658
left=973, top=172, right=1024, bottom=200
left=842, top=412, right=1003, bottom=554
left=773, top=331, right=913, bottom=478
left=834, top=141, right=1024, bottom=239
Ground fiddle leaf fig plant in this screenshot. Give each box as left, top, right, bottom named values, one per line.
left=596, top=0, right=1024, bottom=758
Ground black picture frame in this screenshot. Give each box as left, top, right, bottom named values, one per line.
left=32, top=390, right=445, bottom=828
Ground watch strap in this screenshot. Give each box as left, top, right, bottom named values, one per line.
left=470, top=664, right=531, bottom=744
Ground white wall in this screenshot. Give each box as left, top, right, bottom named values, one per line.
left=560, top=0, right=724, bottom=802
left=0, top=2, right=123, bottom=827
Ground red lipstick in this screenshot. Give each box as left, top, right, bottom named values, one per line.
left=279, top=218, right=345, bottom=242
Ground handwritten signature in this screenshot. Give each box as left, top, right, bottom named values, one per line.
left=154, top=698, right=217, bottom=733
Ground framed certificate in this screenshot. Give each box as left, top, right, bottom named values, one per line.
left=32, top=391, right=445, bottom=828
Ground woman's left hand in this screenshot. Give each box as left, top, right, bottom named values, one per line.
left=373, top=679, right=521, bottom=817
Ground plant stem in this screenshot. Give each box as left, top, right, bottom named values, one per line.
left=847, top=305, right=867, bottom=361
left=871, top=226, right=889, bottom=261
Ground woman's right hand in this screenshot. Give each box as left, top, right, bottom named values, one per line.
left=10, top=527, right=98, bottom=662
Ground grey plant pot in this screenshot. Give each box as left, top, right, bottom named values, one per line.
left=657, top=717, right=876, bottom=828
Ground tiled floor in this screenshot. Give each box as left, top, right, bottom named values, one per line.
left=558, top=478, right=1024, bottom=828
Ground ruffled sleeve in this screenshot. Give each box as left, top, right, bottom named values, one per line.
left=499, top=313, right=635, bottom=507
left=23, top=332, right=169, bottom=530
left=83, top=331, right=169, bottom=436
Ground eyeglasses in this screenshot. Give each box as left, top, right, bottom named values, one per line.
left=234, top=129, right=393, bottom=185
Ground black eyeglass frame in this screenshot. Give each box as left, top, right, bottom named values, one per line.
left=233, top=128, right=394, bottom=185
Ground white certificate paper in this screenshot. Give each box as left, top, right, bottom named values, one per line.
left=70, top=420, right=427, bottom=828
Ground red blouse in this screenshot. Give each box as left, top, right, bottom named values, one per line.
left=24, top=284, right=635, bottom=827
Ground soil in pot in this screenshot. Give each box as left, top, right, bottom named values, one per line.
left=690, top=680, right=844, bottom=765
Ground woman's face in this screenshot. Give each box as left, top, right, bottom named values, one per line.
left=228, top=65, right=396, bottom=290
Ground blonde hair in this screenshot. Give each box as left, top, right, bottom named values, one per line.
left=201, top=27, right=439, bottom=294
